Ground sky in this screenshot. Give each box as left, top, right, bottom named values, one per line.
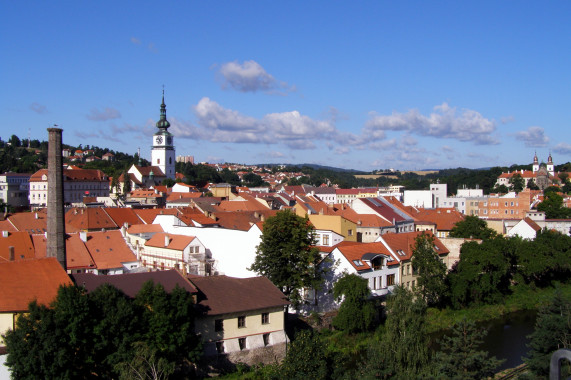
left=1, top=2, right=570, bottom=171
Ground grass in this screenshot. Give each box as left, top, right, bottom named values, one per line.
left=425, top=282, right=571, bottom=333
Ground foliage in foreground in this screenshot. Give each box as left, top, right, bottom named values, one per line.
left=435, top=319, right=504, bottom=379
left=3, top=282, right=201, bottom=380
left=524, top=289, right=571, bottom=378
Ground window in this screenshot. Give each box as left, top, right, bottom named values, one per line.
left=238, top=337, right=246, bottom=351
left=215, top=319, right=224, bottom=332
left=261, top=313, right=269, bottom=325
left=216, top=341, right=224, bottom=354
left=386, top=274, right=395, bottom=286
left=238, top=316, right=246, bottom=328
left=263, top=333, right=270, bottom=346
left=371, top=257, right=383, bottom=270
left=322, top=235, right=329, bottom=245
left=347, top=229, right=353, bottom=236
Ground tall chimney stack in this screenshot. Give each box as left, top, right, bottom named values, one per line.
left=47, top=127, right=67, bottom=271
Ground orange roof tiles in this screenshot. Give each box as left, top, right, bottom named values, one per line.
left=336, top=242, right=396, bottom=271
left=83, top=230, right=137, bottom=270
left=380, top=231, right=449, bottom=261
left=411, top=208, right=465, bottom=231
left=0, top=231, right=36, bottom=262
left=145, top=233, right=196, bottom=251
left=0, top=258, right=72, bottom=312
left=133, top=208, right=179, bottom=224
left=32, top=234, right=96, bottom=270
left=103, top=207, right=144, bottom=227
left=127, top=224, right=164, bottom=234
left=66, top=207, right=118, bottom=231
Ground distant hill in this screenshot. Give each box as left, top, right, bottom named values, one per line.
left=261, top=163, right=367, bottom=174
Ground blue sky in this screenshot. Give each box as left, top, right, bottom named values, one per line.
left=1, top=1, right=570, bottom=171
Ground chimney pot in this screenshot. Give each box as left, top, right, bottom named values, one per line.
left=80, top=230, right=87, bottom=242
left=1, top=231, right=8, bottom=238
left=165, top=235, right=169, bottom=247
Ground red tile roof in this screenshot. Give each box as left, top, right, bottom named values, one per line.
left=145, top=233, right=196, bottom=251
left=189, top=275, right=290, bottom=316
left=65, top=207, right=118, bottom=230
left=380, top=231, right=449, bottom=261
left=0, top=258, right=72, bottom=312
left=83, top=230, right=137, bottom=269
left=336, top=242, right=397, bottom=270
left=0, top=231, right=36, bottom=262
left=133, top=208, right=179, bottom=224
left=32, top=234, right=96, bottom=270
left=103, top=207, right=144, bottom=227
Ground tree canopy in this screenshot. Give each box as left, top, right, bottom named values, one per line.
left=412, top=233, right=448, bottom=307
left=3, top=282, right=201, bottom=379
left=435, top=319, right=504, bottom=379
left=249, top=210, right=326, bottom=307
left=332, top=273, right=376, bottom=333
left=449, top=215, right=497, bottom=240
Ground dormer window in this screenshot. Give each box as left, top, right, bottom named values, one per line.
left=371, top=257, right=384, bottom=270
left=352, top=259, right=363, bottom=266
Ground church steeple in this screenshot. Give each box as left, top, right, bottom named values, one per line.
left=156, top=89, right=171, bottom=131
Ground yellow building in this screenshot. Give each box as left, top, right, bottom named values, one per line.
left=190, top=275, right=290, bottom=362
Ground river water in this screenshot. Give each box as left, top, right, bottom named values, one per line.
left=479, top=310, right=537, bottom=371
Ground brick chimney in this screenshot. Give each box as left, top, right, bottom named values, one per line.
left=47, top=127, right=67, bottom=271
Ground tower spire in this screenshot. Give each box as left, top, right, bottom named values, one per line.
left=156, top=87, right=170, bottom=130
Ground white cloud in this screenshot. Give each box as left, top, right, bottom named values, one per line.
left=515, top=126, right=549, bottom=147
left=190, top=97, right=335, bottom=148
left=216, top=60, right=293, bottom=94
left=130, top=37, right=141, bottom=45
left=86, top=107, right=121, bottom=121
left=335, top=146, right=350, bottom=154
left=365, top=102, right=499, bottom=145
left=553, top=142, right=571, bottom=155
left=30, top=102, right=48, bottom=114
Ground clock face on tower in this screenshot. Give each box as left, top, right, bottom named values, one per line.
left=155, top=136, right=163, bottom=144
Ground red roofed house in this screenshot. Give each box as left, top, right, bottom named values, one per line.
left=304, top=241, right=400, bottom=313
left=507, top=217, right=542, bottom=240
left=377, top=231, right=450, bottom=290
left=0, top=258, right=72, bottom=350
left=29, top=168, right=109, bottom=207
left=142, top=232, right=210, bottom=275
left=189, top=275, right=290, bottom=362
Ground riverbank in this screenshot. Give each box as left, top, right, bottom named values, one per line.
left=424, top=282, right=571, bottom=333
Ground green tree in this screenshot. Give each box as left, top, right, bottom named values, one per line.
left=524, top=290, right=571, bottom=378
left=411, top=233, right=448, bottom=307
left=242, top=172, right=266, bottom=187
left=249, top=210, right=325, bottom=307
left=449, top=215, right=497, bottom=240
left=134, top=282, right=202, bottom=367
left=448, top=237, right=513, bottom=308
left=122, top=169, right=132, bottom=196
left=527, top=178, right=540, bottom=190
left=280, top=330, right=330, bottom=380
left=362, top=286, right=430, bottom=379
left=435, top=319, right=504, bottom=379
left=537, top=191, right=571, bottom=219
left=161, top=178, right=176, bottom=187
left=509, top=173, right=525, bottom=192
left=492, top=184, right=509, bottom=194
left=332, top=273, right=376, bottom=333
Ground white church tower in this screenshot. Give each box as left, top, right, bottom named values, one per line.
left=151, top=91, right=176, bottom=180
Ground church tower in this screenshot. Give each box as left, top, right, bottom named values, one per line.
left=151, top=91, right=176, bottom=179
left=546, top=152, right=554, bottom=176
left=532, top=152, right=539, bottom=173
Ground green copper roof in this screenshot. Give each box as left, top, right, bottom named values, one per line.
left=155, top=90, right=171, bottom=130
